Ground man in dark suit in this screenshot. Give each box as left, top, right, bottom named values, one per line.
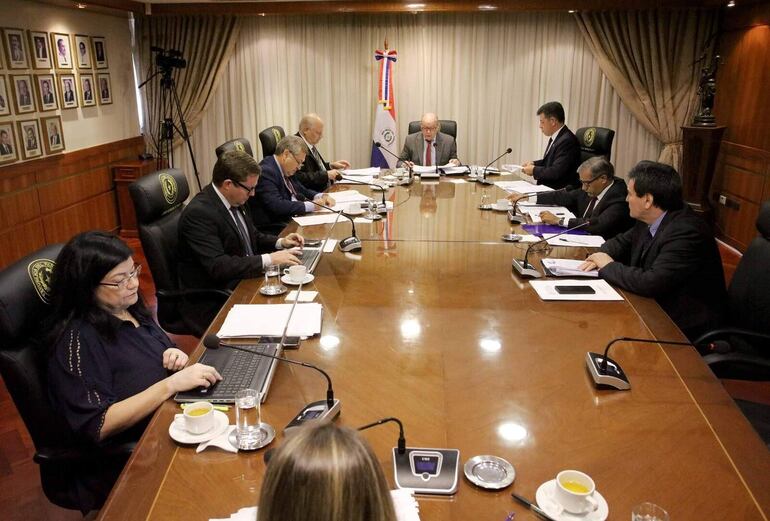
left=397, top=113, right=460, bottom=168
left=509, top=156, right=633, bottom=239
left=0, top=130, right=13, bottom=155
left=41, top=81, right=54, bottom=105
left=250, top=135, right=336, bottom=233
left=63, top=80, right=75, bottom=103
left=521, top=101, right=581, bottom=189
left=580, top=161, right=726, bottom=340
left=294, top=113, right=351, bottom=192
left=178, top=150, right=304, bottom=327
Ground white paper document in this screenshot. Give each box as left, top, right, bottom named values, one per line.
left=337, top=175, right=377, bottom=184
left=217, top=303, right=323, bottom=338
left=495, top=180, right=554, bottom=195
left=328, top=189, right=369, bottom=203
left=440, top=166, right=470, bottom=175
left=502, top=164, right=524, bottom=173
left=342, top=167, right=381, bottom=176
left=413, top=164, right=453, bottom=174
left=322, top=238, right=337, bottom=252
left=520, top=205, right=575, bottom=223
left=541, top=258, right=599, bottom=277
left=529, top=279, right=623, bottom=301
left=543, top=234, right=605, bottom=247
left=292, top=213, right=341, bottom=226
left=285, top=290, right=318, bottom=302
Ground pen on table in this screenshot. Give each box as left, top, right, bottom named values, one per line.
left=558, top=237, right=589, bottom=245
left=180, top=403, right=229, bottom=412
left=511, top=492, right=558, bottom=521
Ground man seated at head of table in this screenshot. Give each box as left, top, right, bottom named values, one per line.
left=519, top=101, right=581, bottom=189
left=508, top=156, right=634, bottom=239
left=579, top=160, right=726, bottom=341
left=178, top=150, right=304, bottom=327
left=293, top=113, right=351, bottom=192
left=250, top=135, right=336, bottom=233
left=397, top=112, right=461, bottom=168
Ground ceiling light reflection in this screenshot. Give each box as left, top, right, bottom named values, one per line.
left=400, top=319, right=421, bottom=339
left=480, top=338, right=501, bottom=352
left=497, top=421, right=528, bottom=442
left=319, top=335, right=340, bottom=350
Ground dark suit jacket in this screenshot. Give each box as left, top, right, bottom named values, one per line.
left=178, top=184, right=279, bottom=326
left=398, top=132, right=458, bottom=167
left=598, top=206, right=726, bottom=340
left=293, top=132, right=332, bottom=192
left=536, top=178, right=633, bottom=239
left=250, top=155, right=319, bottom=231
left=533, top=126, right=581, bottom=189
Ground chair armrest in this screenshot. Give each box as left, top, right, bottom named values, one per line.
left=157, top=288, right=232, bottom=300
left=703, top=351, right=770, bottom=376
left=694, top=328, right=770, bottom=347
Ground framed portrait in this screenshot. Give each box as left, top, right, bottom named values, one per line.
left=79, top=73, right=95, bottom=107
left=97, top=73, right=112, bottom=105
left=0, top=122, right=18, bottom=165
left=17, top=119, right=43, bottom=160
left=73, top=34, right=92, bottom=69
left=41, top=115, right=65, bottom=155
left=59, top=73, right=78, bottom=109
left=91, top=36, right=108, bottom=69
left=51, top=32, right=72, bottom=69
left=10, top=74, right=36, bottom=114
left=28, top=30, right=52, bottom=69
left=0, top=75, right=11, bottom=116
left=2, top=28, right=29, bottom=69
left=35, top=73, right=58, bottom=111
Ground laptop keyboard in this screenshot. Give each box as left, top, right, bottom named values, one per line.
left=206, top=344, right=275, bottom=401
left=297, top=247, right=322, bottom=272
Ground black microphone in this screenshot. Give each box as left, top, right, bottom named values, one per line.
left=375, top=141, right=413, bottom=184
left=304, top=198, right=362, bottom=252
left=512, top=220, right=590, bottom=279
left=338, top=175, right=387, bottom=215
left=358, top=416, right=406, bottom=455
left=586, top=336, right=692, bottom=390
left=508, top=186, right=569, bottom=224
left=480, top=147, right=512, bottom=185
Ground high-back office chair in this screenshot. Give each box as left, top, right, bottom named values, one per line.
left=258, top=125, right=286, bottom=158
left=0, top=244, right=133, bottom=513
left=129, top=168, right=230, bottom=337
left=575, top=126, right=615, bottom=163
left=215, top=137, right=254, bottom=158
left=407, top=119, right=458, bottom=139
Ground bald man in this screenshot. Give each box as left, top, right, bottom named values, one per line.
left=397, top=113, right=460, bottom=168
left=293, top=113, right=351, bottom=192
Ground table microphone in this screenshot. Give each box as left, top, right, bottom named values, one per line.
left=375, top=141, right=413, bottom=184
left=508, top=186, right=568, bottom=224
left=480, top=147, right=512, bottom=185
left=586, top=336, right=693, bottom=390
left=303, top=198, right=362, bottom=252
left=512, top=221, right=589, bottom=278
left=358, top=416, right=406, bottom=454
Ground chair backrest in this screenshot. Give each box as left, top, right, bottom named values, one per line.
left=575, top=126, right=615, bottom=163
left=258, top=126, right=286, bottom=158
left=215, top=138, right=253, bottom=158
left=408, top=119, right=458, bottom=139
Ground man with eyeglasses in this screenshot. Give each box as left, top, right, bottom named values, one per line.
left=293, top=113, right=351, bottom=192
left=508, top=156, right=633, bottom=239
left=250, top=135, right=336, bottom=233
left=519, top=101, right=581, bottom=189
left=178, top=150, right=305, bottom=327
left=397, top=113, right=460, bottom=168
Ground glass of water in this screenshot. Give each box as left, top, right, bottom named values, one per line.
left=235, top=388, right=263, bottom=450
left=632, top=502, right=669, bottom=521
left=261, top=264, right=284, bottom=295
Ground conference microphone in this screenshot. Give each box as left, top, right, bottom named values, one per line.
left=479, top=147, right=512, bottom=185
left=508, top=186, right=569, bottom=224
left=586, top=336, right=693, bottom=390
left=303, top=198, right=362, bottom=252
left=512, top=220, right=589, bottom=278
left=338, top=175, right=387, bottom=217
left=375, top=141, right=413, bottom=184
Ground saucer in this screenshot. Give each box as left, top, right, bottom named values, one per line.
left=492, top=204, right=511, bottom=212
left=535, top=480, right=608, bottom=521
left=464, top=455, right=515, bottom=489
left=281, top=273, right=315, bottom=285
left=345, top=208, right=365, bottom=216
left=227, top=422, right=276, bottom=451
left=169, top=410, right=229, bottom=444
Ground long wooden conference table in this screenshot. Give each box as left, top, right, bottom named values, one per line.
left=99, top=177, right=770, bottom=521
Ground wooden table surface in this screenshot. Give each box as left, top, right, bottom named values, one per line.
left=98, top=177, right=770, bottom=521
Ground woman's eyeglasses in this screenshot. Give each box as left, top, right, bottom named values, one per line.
left=99, top=264, right=142, bottom=289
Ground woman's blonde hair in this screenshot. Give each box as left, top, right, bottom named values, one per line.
left=258, top=422, right=397, bottom=521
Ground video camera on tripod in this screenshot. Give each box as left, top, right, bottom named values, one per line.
left=150, top=47, right=187, bottom=72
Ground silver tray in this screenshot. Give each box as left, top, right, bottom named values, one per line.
left=228, top=422, right=276, bottom=451
left=464, top=455, right=515, bottom=489
left=259, top=284, right=287, bottom=296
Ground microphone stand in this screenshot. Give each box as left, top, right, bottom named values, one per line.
left=358, top=417, right=406, bottom=455
left=508, top=186, right=568, bottom=224
left=480, top=147, right=512, bottom=185
left=376, top=141, right=413, bottom=185
left=306, top=199, right=362, bottom=252
left=512, top=221, right=589, bottom=278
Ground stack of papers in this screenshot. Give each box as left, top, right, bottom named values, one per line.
left=440, top=165, right=470, bottom=175
left=217, top=303, right=323, bottom=338
left=413, top=164, right=452, bottom=174
left=543, top=234, right=605, bottom=247
left=342, top=167, right=381, bottom=177
left=292, top=213, right=342, bottom=226
left=519, top=204, right=575, bottom=223
left=529, top=279, right=623, bottom=301
left=495, top=180, right=553, bottom=194
left=541, top=258, right=598, bottom=277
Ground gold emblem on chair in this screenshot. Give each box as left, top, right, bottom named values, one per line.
left=584, top=128, right=596, bottom=147
left=28, top=259, right=55, bottom=304
left=159, top=172, right=178, bottom=205
left=271, top=129, right=282, bottom=143
left=234, top=141, right=245, bottom=152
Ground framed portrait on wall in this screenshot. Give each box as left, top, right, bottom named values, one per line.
left=41, top=115, right=65, bottom=155
left=92, top=36, right=108, bottom=69
left=59, top=73, right=78, bottom=109
left=79, top=73, right=95, bottom=107
left=51, top=32, right=72, bottom=69
left=35, top=73, right=58, bottom=111
left=0, top=122, right=18, bottom=165
left=0, top=75, right=11, bottom=116
left=2, top=28, right=29, bottom=69
left=97, top=73, right=112, bottom=105
left=28, top=30, right=52, bottom=69
left=10, top=74, right=36, bottom=114
left=73, top=34, right=92, bottom=69
left=17, top=119, right=43, bottom=160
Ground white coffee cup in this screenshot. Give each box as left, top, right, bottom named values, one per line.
left=495, top=198, right=510, bottom=210
left=348, top=202, right=362, bottom=213
left=284, top=264, right=307, bottom=283
left=552, top=470, right=599, bottom=515
left=175, top=401, right=214, bottom=434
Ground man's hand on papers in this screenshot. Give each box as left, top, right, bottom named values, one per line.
left=316, top=194, right=336, bottom=207
left=328, top=169, right=342, bottom=181
left=507, top=191, right=527, bottom=203
left=580, top=252, right=614, bottom=271
left=271, top=249, right=301, bottom=266
left=403, top=160, right=415, bottom=169
left=521, top=161, right=535, bottom=176
left=539, top=211, right=560, bottom=225
left=449, top=158, right=461, bottom=166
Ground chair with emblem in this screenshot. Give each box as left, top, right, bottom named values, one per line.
left=407, top=119, right=458, bottom=139
left=129, top=168, right=230, bottom=337
left=0, top=244, right=135, bottom=513
left=215, top=138, right=254, bottom=158
left=575, top=126, right=615, bottom=164
left=258, top=125, right=286, bottom=158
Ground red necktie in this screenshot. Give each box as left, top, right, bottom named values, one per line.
left=583, top=197, right=598, bottom=218
left=425, top=141, right=432, bottom=166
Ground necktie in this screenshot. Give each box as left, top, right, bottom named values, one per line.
left=311, top=146, right=323, bottom=168
left=583, top=197, right=598, bottom=218
left=230, top=207, right=254, bottom=256
left=283, top=175, right=298, bottom=197
left=638, top=230, right=654, bottom=266
left=544, top=137, right=554, bottom=157
left=425, top=141, right=432, bottom=166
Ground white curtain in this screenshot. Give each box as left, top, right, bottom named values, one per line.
left=170, top=12, right=661, bottom=191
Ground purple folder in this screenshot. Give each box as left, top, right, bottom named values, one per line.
left=521, top=224, right=589, bottom=236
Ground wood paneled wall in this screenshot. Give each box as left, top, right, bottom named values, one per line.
left=0, top=136, right=144, bottom=269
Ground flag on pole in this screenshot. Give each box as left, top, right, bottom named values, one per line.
left=371, top=44, right=398, bottom=168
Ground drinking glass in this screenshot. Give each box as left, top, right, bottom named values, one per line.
left=631, top=502, right=669, bottom=521
left=235, top=389, right=263, bottom=450
left=261, top=264, right=284, bottom=295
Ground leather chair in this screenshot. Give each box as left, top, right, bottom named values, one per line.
left=215, top=137, right=254, bottom=158
left=258, top=126, right=286, bottom=158
left=575, top=126, right=615, bottom=163
left=408, top=119, right=457, bottom=139
left=0, top=244, right=133, bottom=513
left=129, top=168, right=230, bottom=337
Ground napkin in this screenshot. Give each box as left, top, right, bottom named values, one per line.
left=197, top=425, right=237, bottom=454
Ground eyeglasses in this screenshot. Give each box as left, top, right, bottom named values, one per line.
left=233, top=179, right=257, bottom=194
left=580, top=174, right=605, bottom=187
left=421, top=125, right=438, bottom=131
left=290, top=153, right=305, bottom=167
left=99, top=264, right=141, bottom=289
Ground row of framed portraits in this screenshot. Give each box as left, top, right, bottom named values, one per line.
left=0, top=72, right=112, bottom=115
left=2, top=27, right=108, bottom=71
left=0, top=116, right=65, bottom=164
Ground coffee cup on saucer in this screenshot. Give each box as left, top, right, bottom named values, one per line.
left=551, top=470, right=599, bottom=515
left=348, top=202, right=362, bottom=214
left=283, top=265, right=307, bottom=284
left=494, top=199, right=510, bottom=211
left=175, top=401, right=214, bottom=434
